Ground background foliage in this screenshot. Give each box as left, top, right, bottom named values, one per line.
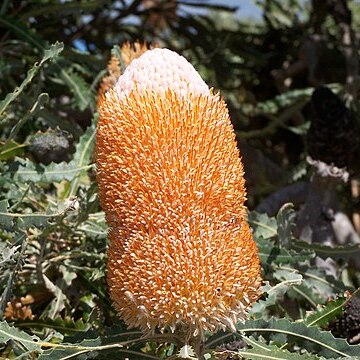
left=1, top=0, right=360, bottom=359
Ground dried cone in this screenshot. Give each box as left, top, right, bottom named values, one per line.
left=307, top=86, right=358, bottom=169
left=96, top=48, right=261, bottom=339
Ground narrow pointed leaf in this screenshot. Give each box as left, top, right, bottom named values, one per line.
left=0, top=42, right=63, bottom=117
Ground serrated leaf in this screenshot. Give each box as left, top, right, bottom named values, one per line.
left=304, top=297, right=346, bottom=328
left=0, top=244, right=20, bottom=266
left=112, top=44, right=126, bottom=74
left=6, top=92, right=49, bottom=143
left=43, top=275, right=67, bottom=319
left=10, top=157, right=94, bottom=183
left=0, top=15, right=96, bottom=116
left=236, top=318, right=360, bottom=357
left=0, top=320, right=42, bottom=353
left=0, top=233, right=27, bottom=316
left=38, top=336, right=102, bottom=359
left=68, top=122, right=96, bottom=194
left=292, top=240, right=360, bottom=261
left=60, top=68, right=93, bottom=111
left=238, top=337, right=321, bottom=359
left=295, top=265, right=350, bottom=299
left=276, top=203, right=295, bottom=249
left=178, top=344, right=197, bottom=359
left=0, top=140, right=26, bottom=160
left=249, top=211, right=278, bottom=240
left=0, top=42, right=63, bottom=117
left=0, top=200, right=13, bottom=229
left=16, top=317, right=90, bottom=335
left=257, top=236, right=314, bottom=265
left=79, top=213, right=107, bottom=239
left=288, top=283, right=325, bottom=307
left=250, top=269, right=303, bottom=317
left=0, top=199, right=70, bottom=231
left=241, top=85, right=341, bottom=116
left=241, top=88, right=309, bottom=116
left=37, top=335, right=151, bottom=360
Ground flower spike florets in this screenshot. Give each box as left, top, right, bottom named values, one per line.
left=96, top=47, right=262, bottom=341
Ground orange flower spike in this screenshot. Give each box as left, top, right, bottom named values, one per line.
left=96, top=48, right=262, bottom=340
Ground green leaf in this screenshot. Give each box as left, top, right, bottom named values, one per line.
left=37, top=334, right=151, bottom=360
left=6, top=92, right=49, bottom=144
left=0, top=199, right=13, bottom=229
left=236, top=318, right=360, bottom=357
left=112, top=44, right=127, bottom=74
left=286, top=121, right=311, bottom=135
left=303, top=288, right=360, bottom=329
left=257, top=236, right=314, bottom=265
left=241, top=84, right=341, bottom=116
left=304, top=297, right=346, bottom=328
left=0, top=243, right=20, bottom=266
left=289, top=283, right=325, bottom=307
left=0, top=198, right=69, bottom=231
left=177, top=345, right=197, bottom=359
left=43, top=275, right=68, bottom=319
left=250, top=269, right=303, bottom=317
left=276, top=203, right=295, bottom=249
left=238, top=337, right=321, bottom=359
left=249, top=211, right=278, bottom=240
left=60, top=68, right=93, bottom=111
left=292, top=240, right=360, bottom=261
left=0, top=140, right=26, bottom=160
left=10, top=157, right=94, bottom=184
left=295, top=265, right=350, bottom=298
left=0, top=320, right=42, bottom=353
left=16, top=317, right=90, bottom=335
left=0, top=15, right=93, bottom=113
left=79, top=212, right=107, bottom=239
left=0, top=15, right=46, bottom=50
left=0, top=42, right=63, bottom=117
left=241, top=87, right=310, bottom=116
left=0, top=233, right=27, bottom=317
left=68, top=122, right=96, bottom=194
left=10, top=122, right=95, bottom=184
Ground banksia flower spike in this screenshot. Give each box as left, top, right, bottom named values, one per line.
left=97, top=42, right=153, bottom=99
left=96, top=48, right=261, bottom=342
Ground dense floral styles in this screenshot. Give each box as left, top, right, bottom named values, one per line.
left=97, top=42, right=153, bottom=99
left=115, top=48, right=210, bottom=98
left=96, top=47, right=261, bottom=339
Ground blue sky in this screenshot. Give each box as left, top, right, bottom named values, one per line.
left=181, top=0, right=263, bottom=19
left=226, top=0, right=262, bottom=18
left=74, top=0, right=262, bottom=51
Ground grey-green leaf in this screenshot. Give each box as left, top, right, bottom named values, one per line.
left=239, top=337, right=322, bottom=359
left=0, top=320, right=42, bottom=353
left=0, top=42, right=63, bottom=117
left=249, top=211, right=278, bottom=240
left=236, top=318, right=360, bottom=358
left=276, top=203, right=295, bottom=249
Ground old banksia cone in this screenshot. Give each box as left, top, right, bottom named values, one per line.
left=96, top=48, right=261, bottom=339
